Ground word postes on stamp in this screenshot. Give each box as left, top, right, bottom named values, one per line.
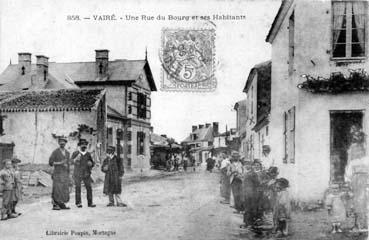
left=160, top=28, right=216, bottom=92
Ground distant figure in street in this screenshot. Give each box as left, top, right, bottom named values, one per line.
left=206, top=156, right=215, bottom=172
left=0, top=159, right=18, bottom=220
left=101, top=146, right=127, bottom=207
left=228, top=151, right=244, bottom=213
left=71, top=139, right=96, bottom=208
left=220, top=153, right=231, bottom=204
left=183, top=155, right=188, bottom=172
left=174, top=154, right=179, bottom=171
left=11, top=158, right=22, bottom=216
left=49, top=137, right=71, bottom=210
left=273, top=178, right=291, bottom=237
left=191, top=156, right=196, bottom=172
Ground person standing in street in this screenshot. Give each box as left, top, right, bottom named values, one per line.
left=219, top=153, right=231, bottom=204
left=71, top=139, right=96, bottom=208
left=0, top=159, right=18, bottom=220
left=101, top=146, right=127, bottom=207
left=228, top=151, right=244, bottom=213
left=11, top=158, right=22, bottom=216
left=49, top=137, right=71, bottom=210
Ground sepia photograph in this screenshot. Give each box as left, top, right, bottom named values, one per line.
left=0, top=0, right=368, bottom=239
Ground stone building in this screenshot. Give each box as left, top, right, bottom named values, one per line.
left=234, top=100, right=247, bottom=158
left=182, top=122, right=219, bottom=163
left=0, top=50, right=157, bottom=170
left=267, top=0, right=369, bottom=201
left=242, top=61, right=271, bottom=166
left=0, top=89, right=106, bottom=164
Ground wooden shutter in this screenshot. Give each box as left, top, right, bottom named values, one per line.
left=283, top=112, right=288, bottom=163
left=290, top=106, right=296, bottom=163
left=137, top=132, right=141, bottom=154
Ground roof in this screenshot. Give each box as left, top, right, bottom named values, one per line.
left=151, top=133, right=181, bottom=149
left=0, top=88, right=105, bottom=112
left=107, top=105, right=127, bottom=120
left=182, top=125, right=214, bottom=143
left=266, top=0, right=293, bottom=43
left=243, top=61, right=271, bottom=93
left=0, top=65, right=78, bottom=91
left=0, top=59, right=157, bottom=91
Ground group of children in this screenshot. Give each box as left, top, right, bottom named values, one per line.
left=0, top=158, right=22, bottom=220
left=220, top=152, right=291, bottom=237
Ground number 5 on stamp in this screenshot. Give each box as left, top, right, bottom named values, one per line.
left=160, top=28, right=216, bottom=92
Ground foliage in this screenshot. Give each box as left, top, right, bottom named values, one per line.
left=297, top=69, right=369, bottom=93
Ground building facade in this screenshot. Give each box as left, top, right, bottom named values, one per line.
left=0, top=89, right=106, bottom=164
left=0, top=50, right=157, bottom=170
left=242, top=61, right=271, bottom=166
left=267, top=0, right=369, bottom=201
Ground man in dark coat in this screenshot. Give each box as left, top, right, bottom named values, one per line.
left=71, top=139, right=95, bottom=208
left=49, top=137, right=71, bottom=210
left=101, top=146, right=126, bottom=207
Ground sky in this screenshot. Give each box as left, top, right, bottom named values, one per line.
left=0, top=0, right=280, bottom=142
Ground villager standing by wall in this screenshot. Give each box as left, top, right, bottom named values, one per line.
left=220, top=153, right=231, bottom=204
left=0, top=159, right=17, bottom=220
left=229, top=151, right=244, bottom=213
left=101, top=146, right=127, bottom=207
left=11, top=158, right=22, bottom=216
left=49, top=137, right=71, bottom=210
left=72, top=139, right=96, bottom=208
left=344, top=125, right=368, bottom=231
left=273, top=178, right=291, bottom=237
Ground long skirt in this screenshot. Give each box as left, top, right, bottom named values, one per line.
left=52, top=173, right=70, bottom=204
left=352, top=172, right=368, bottom=228
left=220, top=170, right=231, bottom=201
left=231, top=178, right=244, bottom=212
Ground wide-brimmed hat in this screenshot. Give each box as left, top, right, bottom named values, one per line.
left=107, top=146, right=116, bottom=153
left=78, top=139, right=89, bottom=146
left=58, top=136, right=68, bottom=143
left=11, top=158, right=21, bottom=164
left=276, top=178, right=289, bottom=188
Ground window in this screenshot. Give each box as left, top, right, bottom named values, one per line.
left=128, top=92, right=132, bottom=101
left=107, top=127, right=113, bottom=146
left=283, top=106, right=296, bottom=163
left=0, top=115, right=5, bottom=135
left=192, top=134, right=198, bottom=141
left=332, top=1, right=367, bottom=58
left=137, top=131, right=145, bottom=155
left=137, top=93, right=147, bottom=119
left=127, top=145, right=131, bottom=154
left=127, top=131, right=132, bottom=141
left=128, top=106, right=132, bottom=114
left=99, top=62, right=103, bottom=74
left=288, top=11, right=295, bottom=75
left=21, top=66, right=25, bottom=75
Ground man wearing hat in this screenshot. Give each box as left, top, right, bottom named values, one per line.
left=101, top=146, right=126, bottom=207
left=0, top=159, right=17, bottom=220
left=11, top=158, right=22, bottom=216
left=49, top=137, right=71, bottom=210
left=71, top=139, right=95, bottom=208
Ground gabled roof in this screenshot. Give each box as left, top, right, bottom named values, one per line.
left=0, top=59, right=157, bottom=91
left=182, top=125, right=214, bottom=143
left=243, top=60, right=271, bottom=93
left=266, top=0, right=293, bottom=44
left=0, top=88, right=105, bottom=112
left=0, top=65, right=78, bottom=91
left=107, top=105, right=127, bottom=120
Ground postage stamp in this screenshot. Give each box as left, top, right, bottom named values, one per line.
left=160, top=28, right=216, bottom=92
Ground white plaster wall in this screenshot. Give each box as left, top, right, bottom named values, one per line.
left=0, top=110, right=97, bottom=164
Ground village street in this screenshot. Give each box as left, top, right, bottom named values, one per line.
left=0, top=167, right=367, bottom=240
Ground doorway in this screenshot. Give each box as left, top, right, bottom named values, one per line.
left=330, top=111, right=364, bottom=183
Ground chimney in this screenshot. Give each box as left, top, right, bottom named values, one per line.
left=205, top=123, right=211, bottom=128
left=95, top=49, right=109, bottom=78
left=192, top=125, right=197, bottom=132
left=18, top=53, right=31, bottom=75
left=213, top=122, right=219, bottom=135
left=36, top=55, right=48, bottom=81
left=199, top=124, right=204, bottom=129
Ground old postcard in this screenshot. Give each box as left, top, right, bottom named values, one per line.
left=0, top=0, right=368, bottom=239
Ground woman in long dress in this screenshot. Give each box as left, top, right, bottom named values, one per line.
left=344, top=125, right=368, bottom=230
